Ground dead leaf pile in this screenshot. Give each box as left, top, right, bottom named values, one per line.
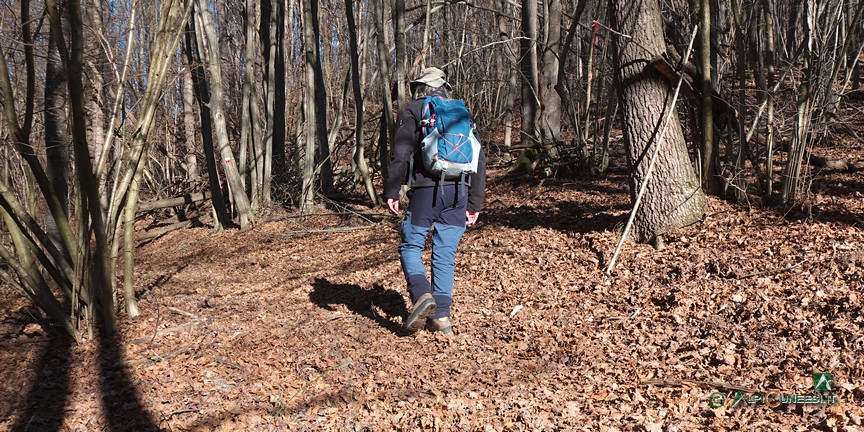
left=1, top=146, right=863, bottom=431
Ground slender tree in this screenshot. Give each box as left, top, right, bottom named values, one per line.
left=243, top=0, right=264, bottom=208
left=699, top=0, right=717, bottom=193
left=182, top=61, right=200, bottom=181
left=194, top=0, right=254, bottom=230
left=344, top=0, right=378, bottom=205
left=538, top=0, right=563, bottom=146
left=373, top=0, right=394, bottom=182
left=520, top=0, right=539, bottom=146
left=44, top=27, right=70, bottom=255
left=300, top=0, right=329, bottom=212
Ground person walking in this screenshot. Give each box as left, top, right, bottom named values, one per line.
left=384, top=67, right=487, bottom=335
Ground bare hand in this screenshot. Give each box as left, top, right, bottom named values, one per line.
left=466, top=210, right=480, bottom=226
left=386, top=198, right=400, bottom=216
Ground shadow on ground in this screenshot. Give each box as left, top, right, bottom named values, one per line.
left=12, top=328, right=71, bottom=432
left=309, top=278, right=410, bottom=336
left=486, top=199, right=629, bottom=233
left=97, top=330, right=161, bottom=431
left=11, top=326, right=160, bottom=432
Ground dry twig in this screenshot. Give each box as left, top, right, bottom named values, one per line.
left=641, top=378, right=759, bottom=393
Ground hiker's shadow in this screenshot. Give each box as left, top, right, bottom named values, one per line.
left=310, top=278, right=410, bottom=336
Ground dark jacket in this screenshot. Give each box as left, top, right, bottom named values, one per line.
left=383, top=94, right=487, bottom=212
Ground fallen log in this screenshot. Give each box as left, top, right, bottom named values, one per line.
left=137, top=191, right=211, bottom=213
left=137, top=219, right=194, bottom=241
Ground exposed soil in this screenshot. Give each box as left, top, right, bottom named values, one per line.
left=2, top=125, right=863, bottom=430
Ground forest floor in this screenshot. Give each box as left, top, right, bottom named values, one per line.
left=2, top=123, right=864, bottom=430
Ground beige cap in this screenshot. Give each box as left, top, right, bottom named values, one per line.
left=409, top=67, right=452, bottom=91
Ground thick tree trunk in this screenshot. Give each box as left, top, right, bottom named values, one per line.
left=271, top=0, right=284, bottom=191
left=611, top=0, right=707, bottom=244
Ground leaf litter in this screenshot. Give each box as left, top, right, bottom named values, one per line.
left=1, top=155, right=863, bottom=431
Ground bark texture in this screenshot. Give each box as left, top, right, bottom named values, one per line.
left=611, top=0, right=707, bottom=243
left=538, top=0, right=562, bottom=145
left=519, top=0, right=539, bottom=146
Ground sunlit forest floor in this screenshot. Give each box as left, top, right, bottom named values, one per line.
left=2, top=115, right=864, bottom=430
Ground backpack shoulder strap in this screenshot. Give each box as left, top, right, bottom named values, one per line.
left=418, top=96, right=436, bottom=135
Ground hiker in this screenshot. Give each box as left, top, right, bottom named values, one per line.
left=383, top=67, right=487, bottom=335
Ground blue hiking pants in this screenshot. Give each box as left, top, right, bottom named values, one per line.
left=398, top=185, right=467, bottom=319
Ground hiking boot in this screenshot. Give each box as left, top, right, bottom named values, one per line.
left=404, top=293, right=436, bottom=332
left=426, top=317, right=453, bottom=335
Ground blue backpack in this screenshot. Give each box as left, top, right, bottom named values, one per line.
left=417, top=96, right=481, bottom=183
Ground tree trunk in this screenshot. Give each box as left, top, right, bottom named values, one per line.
left=611, top=0, right=707, bottom=244
left=300, top=0, right=327, bottom=213
left=782, top=0, right=813, bottom=204
left=44, top=29, right=70, bottom=255
left=309, top=0, right=334, bottom=197
left=84, top=0, right=106, bottom=190
left=185, top=17, right=231, bottom=230
left=762, top=0, right=776, bottom=198
left=182, top=64, right=200, bottom=181
left=731, top=0, right=749, bottom=202
left=373, top=0, right=393, bottom=182
left=498, top=0, right=516, bottom=148
left=710, top=0, right=731, bottom=88
left=104, top=0, right=194, bottom=320
left=46, top=0, right=117, bottom=333
left=245, top=0, right=263, bottom=208
left=194, top=0, right=253, bottom=230
left=699, top=0, right=717, bottom=193
left=786, top=1, right=802, bottom=58
left=520, top=0, right=539, bottom=146
left=261, top=0, right=284, bottom=202
left=538, top=0, right=562, bottom=146
left=0, top=12, right=79, bottom=296
left=393, top=0, right=407, bottom=112
left=344, top=0, right=378, bottom=205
